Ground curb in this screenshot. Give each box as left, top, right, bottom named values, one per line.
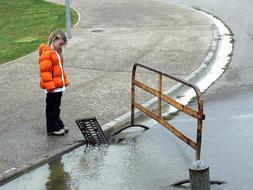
left=0, top=141, right=85, bottom=186
left=0, top=8, right=220, bottom=187
left=72, top=6, right=81, bottom=29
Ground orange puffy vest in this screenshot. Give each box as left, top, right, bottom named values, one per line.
left=38, top=44, right=69, bottom=91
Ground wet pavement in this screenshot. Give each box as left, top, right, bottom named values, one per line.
left=163, top=92, right=253, bottom=190
left=165, top=0, right=253, bottom=189
left=0, top=125, right=224, bottom=190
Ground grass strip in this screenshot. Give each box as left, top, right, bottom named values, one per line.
left=0, top=0, right=77, bottom=64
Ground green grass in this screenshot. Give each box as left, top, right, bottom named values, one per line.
left=0, top=0, right=78, bottom=64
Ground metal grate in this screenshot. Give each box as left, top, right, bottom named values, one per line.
left=75, top=117, right=110, bottom=146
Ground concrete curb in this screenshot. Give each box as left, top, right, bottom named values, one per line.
left=72, top=6, right=81, bottom=29
left=0, top=51, right=38, bottom=68
left=0, top=141, right=85, bottom=186
left=0, top=8, right=219, bottom=187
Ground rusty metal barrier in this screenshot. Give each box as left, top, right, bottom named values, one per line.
left=131, top=63, right=205, bottom=160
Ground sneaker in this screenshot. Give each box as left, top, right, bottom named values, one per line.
left=48, top=129, right=65, bottom=136
left=63, top=126, right=69, bottom=133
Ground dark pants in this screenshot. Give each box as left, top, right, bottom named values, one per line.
left=46, top=92, right=65, bottom=133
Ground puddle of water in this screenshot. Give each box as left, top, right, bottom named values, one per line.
left=1, top=127, right=190, bottom=190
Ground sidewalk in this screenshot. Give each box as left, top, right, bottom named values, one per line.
left=0, top=0, right=213, bottom=176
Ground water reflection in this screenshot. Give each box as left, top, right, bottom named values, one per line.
left=46, top=159, right=71, bottom=190
left=1, top=126, right=191, bottom=190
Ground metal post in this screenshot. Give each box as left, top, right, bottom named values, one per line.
left=158, top=74, right=162, bottom=117
left=65, top=0, right=72, bottom=39
left=196, top=119, right=202, bottom=160
left=131, top=65, right=137, bottom=126
left=196, top=97, right=204, bottom=160
left=189, top=161, right=210, bottom=190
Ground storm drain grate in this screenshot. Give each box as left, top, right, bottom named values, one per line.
left=75, top=117, right=110, bottom=146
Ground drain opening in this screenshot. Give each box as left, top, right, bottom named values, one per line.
left=75, top=117, right=110, bottom=147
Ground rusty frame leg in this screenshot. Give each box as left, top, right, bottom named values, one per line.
left=196, top=97, right=204, bottom=160
left=131, top=65, right=137, bottom=126
left=158, top=74, right=162, bottom=118
left=196, top=119, right=202, bottom=160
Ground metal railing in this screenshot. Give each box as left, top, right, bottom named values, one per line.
left=131, top=63, right=205, bottom=160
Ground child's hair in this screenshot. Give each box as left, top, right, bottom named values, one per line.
left=48, top=30, right=67, bottom=46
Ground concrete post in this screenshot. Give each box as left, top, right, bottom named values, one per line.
left=189, top=160, right=210, bottom=190
left=65, top=0, right=72, bottom=39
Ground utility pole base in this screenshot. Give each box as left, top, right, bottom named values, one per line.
left=189, top=160, right=210, bottom=190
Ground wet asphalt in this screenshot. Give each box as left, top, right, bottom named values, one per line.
left=157, top=0, right=253, bottom=189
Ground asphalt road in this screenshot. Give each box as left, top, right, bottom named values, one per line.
left=159, top=0, right=253, bottom=189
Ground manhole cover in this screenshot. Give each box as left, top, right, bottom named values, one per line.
left=91, top=29, right=104, bottom=33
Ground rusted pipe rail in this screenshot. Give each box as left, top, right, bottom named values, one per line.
left=131, top=63, right=205, bottom=160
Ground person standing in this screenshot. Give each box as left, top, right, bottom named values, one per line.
left=38, top=30, right=70, bottom=136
